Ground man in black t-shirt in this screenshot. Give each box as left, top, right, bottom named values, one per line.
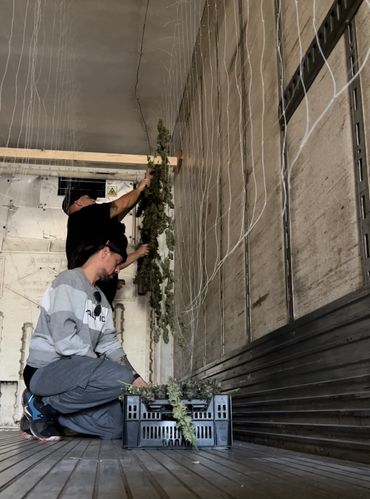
left=62, top=173, right=151, bottom=304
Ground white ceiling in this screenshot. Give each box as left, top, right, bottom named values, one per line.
left=0, top=0, right=204, bottom=157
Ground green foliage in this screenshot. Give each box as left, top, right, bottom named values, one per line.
left=120, top=378, right=222, bottom=447
left=166, top=378, right=196, bottom=447
left=135, top=119, right=175, bottom=343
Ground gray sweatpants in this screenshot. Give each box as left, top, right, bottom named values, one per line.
left=29, top=356, right=134, bottom=439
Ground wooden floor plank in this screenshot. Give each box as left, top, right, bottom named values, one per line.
left=0, top=440, right=68, bottom=488
left=0, top=444, right=33, bottom=463
left=23, top=440, right=92, bottom=499
left=94, top=459, right=128, bottom=499
left=265, top=455, right=370, bottom=489
left=201, top=448, right=334, bottom=499
left=0, top=440, right=80, bottom=498
left=273, top=454, right=370, bottom=483
left=146, top=449, right=229, bottom=499
left=159, top=449, right=269, bottom=499
left=232, top=441, right=370, bottom=484
left=99, top=439, right=119, bottom=460
left=204, top=447, right=337, bottom=499
left=133, top=450, right=200, bottom=499
left=80, top=438, right=102, bottom=460
left=152, top=449, right=252, bottom=499
left=1, top=432, right=370, bottom=498
left=119, top=452, right=165, bottom=499
left=205, top=447, right=337, bottom=498
left=56, top=458, right=98, bottom=499
left=212, top=446, right=367, bottom=498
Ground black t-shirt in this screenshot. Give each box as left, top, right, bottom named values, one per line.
left=66, top=202, right=128, bottom=305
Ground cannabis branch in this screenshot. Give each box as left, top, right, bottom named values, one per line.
left=135, top=119, right=175, bottom=343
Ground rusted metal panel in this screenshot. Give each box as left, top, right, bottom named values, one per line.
left=287, top=39, right=363, bottom=318
left=280, top=0, right=364, bottom=125
left=201, top=6, right=224, bottom=365
left=217, top=3, right=248, bottom=354
left=244, top=0, right=288, bottom=340
left=173, top=84, right=205, bottom=377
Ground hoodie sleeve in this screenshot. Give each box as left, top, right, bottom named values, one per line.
left=46, top=282, right=94, bottom=358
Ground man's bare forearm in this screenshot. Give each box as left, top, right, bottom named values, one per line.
left=109, top=171, right=151, bottom=219
left=120, top=244, right=151, bottom=269
left=110, top=187, right=141, bottom=218
left=120, top=251, right=139, bottom=269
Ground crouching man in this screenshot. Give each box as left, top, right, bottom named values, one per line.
left=21, top=238, right=145, bottom=442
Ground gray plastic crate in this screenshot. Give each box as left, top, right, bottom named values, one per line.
left=123, top=394, right=232, bottom=449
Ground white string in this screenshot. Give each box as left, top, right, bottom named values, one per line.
left=5, top=0, right=29, bottom=148
left=0, top=0, right=368, bottom=344
left=160, top=0, right=370, bottom=338
left=0, top=0, right=15, bottom=116
left=0, top=0, right=76, bottom=216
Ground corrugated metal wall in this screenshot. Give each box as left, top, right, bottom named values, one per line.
left=172, top=0, right=370, bottom=461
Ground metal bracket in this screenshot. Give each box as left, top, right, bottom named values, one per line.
left=345, top=19, right=370, bottom=283
left=280, top=0, right=364, bottom=127
left=276, top=0, right=294, bottom=322
left=238, top=0, right=252, bottom=340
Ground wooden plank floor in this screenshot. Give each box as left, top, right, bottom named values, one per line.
left=1, top=431, right=370, bottom=498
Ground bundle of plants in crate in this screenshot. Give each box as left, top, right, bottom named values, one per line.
left=120, top=378, right=221, bottom=447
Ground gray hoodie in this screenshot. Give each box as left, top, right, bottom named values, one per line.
left=27, top=268, right=124, bottom=368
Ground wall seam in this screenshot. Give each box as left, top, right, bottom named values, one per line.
left=275, top=0, right=294, bottom=323
left=238, top=0, right=252, bottom=342
left=344, top=17, right=370, bottom=286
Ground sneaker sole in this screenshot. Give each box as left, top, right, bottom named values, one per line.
left=19, top=430, right=36, bottom=441
left=30, top=433, right=62, bottom=442
left=29, top=426, right=62, bottom=442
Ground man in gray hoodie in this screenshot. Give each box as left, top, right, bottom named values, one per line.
left=21, top=238, right=145, bottom=442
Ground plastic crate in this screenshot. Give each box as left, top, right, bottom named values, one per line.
left=123, top=394, right=232, bottom=449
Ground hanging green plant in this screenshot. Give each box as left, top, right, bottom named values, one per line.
left=135, top=119, right=175, bottom=343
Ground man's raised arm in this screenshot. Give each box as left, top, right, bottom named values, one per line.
left=109, top=170, right=152, bottom=219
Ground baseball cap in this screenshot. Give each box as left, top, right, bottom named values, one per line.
left=74, top=237, right=128, bottom=267
left=104, top=239, right=128, bottom=260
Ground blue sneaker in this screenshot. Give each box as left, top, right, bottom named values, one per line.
left=23, top=389, right=63, bottom=442
left=19, top=389, right=35, bottom=440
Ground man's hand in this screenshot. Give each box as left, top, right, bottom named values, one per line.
left=110, top=170, right=153, bottom=219
left=137, top=169, right=152, bottom=193
left=132, top=376, right=147, bottom=387
left=136, top=244, right=151, bottom=258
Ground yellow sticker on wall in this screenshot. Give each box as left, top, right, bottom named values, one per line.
left=107, top=186, right=118, bottom=198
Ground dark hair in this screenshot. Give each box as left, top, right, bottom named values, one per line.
left=62, top=189, right=97, bottom=215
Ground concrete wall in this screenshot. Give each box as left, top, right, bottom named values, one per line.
left=0, top=175, right=151, bottom=426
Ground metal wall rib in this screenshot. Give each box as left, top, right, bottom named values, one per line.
left=195, top=287, right=370, bottom=463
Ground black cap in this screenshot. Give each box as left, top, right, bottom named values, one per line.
left=104, top=239, right=128, bottom=260
left=62, top=189, right=97, bottom=215
left=73, top=237, right=128, bottom=267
